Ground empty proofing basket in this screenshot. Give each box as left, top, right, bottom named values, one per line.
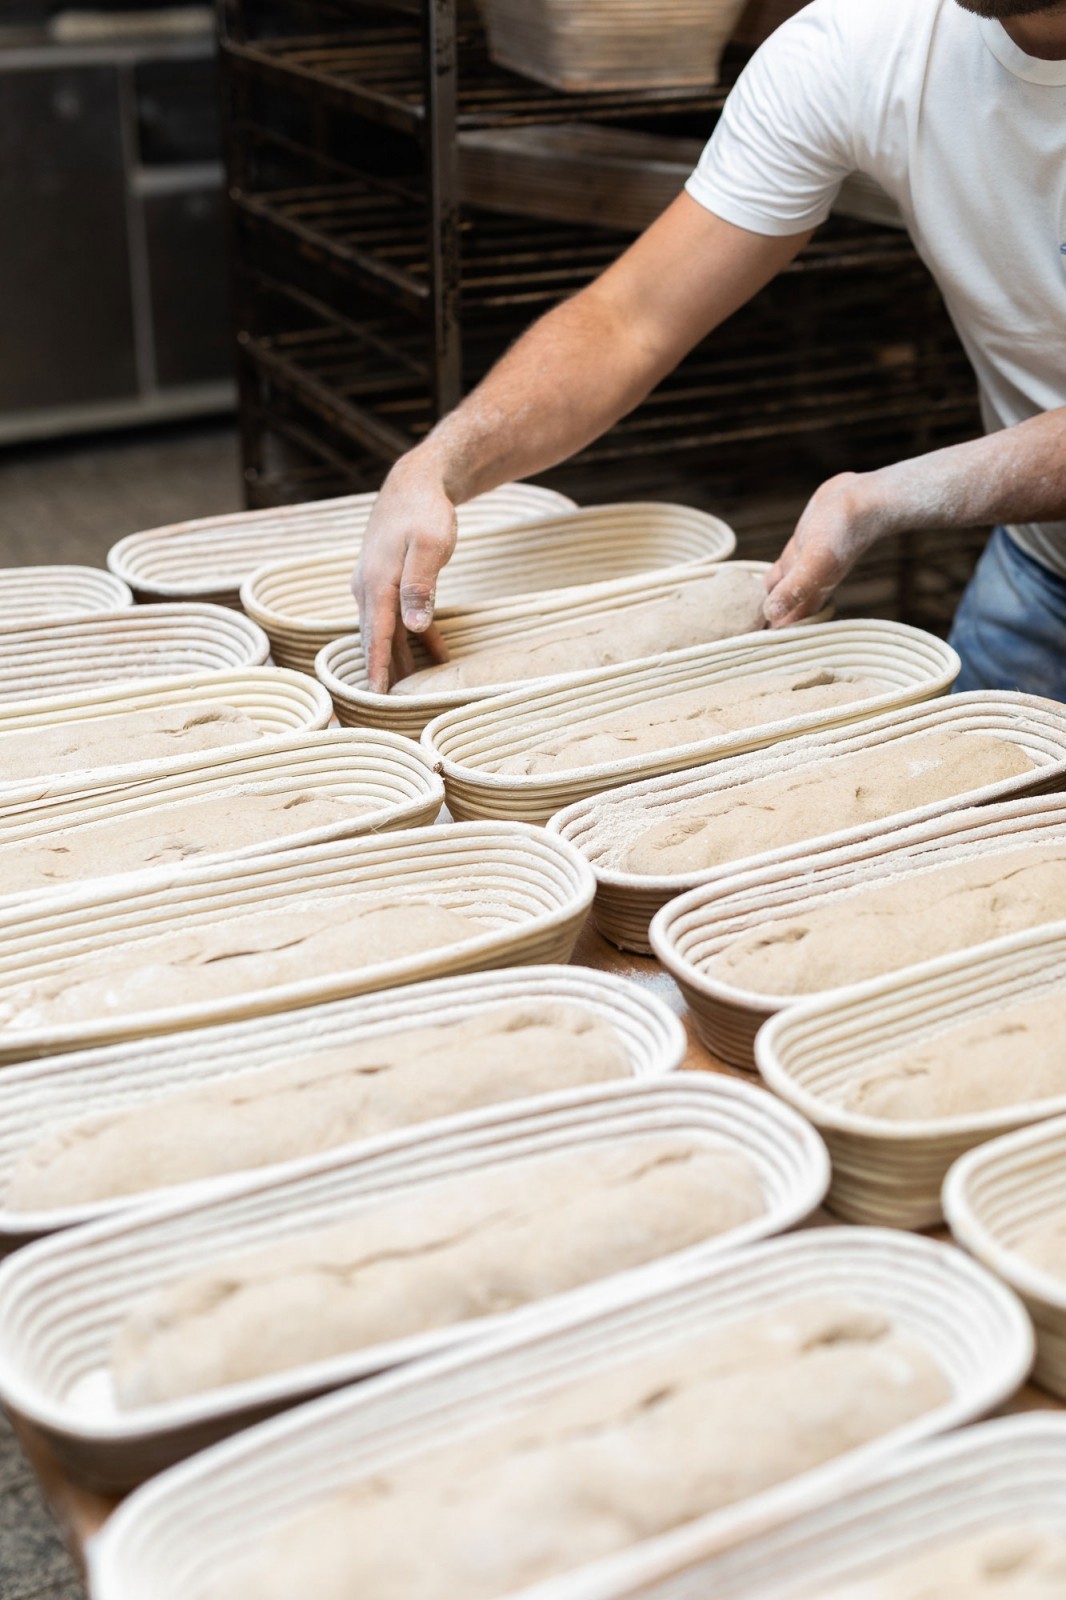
left=108, top=481, right=575, bottom=604
left=0, top=566, right=132, bottom=624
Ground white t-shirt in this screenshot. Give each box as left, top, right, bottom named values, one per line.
left=686, top=0, right=1066, bottom=577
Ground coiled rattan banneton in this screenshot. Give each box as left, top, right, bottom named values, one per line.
left=246, top=503, right=738, bottom=674
left=108, top=482, right=575, bottom=605
left=0, top=729, right=445, bottom=908
left=549, top=692, right=1066, bottom=953
left=0, top=1075, right=828, bottom=1487
left=0, top=604, right=269, bottom=704
left=756, top=921, right=1066, bottom=1230
left=87, top=1228, right=1032, bottom=1600
left=0, top=822, right=595, bottom=1067
left=651, top=792, right=1066, bottom=1071
left=576, top=1416, right=1066, bottom=1600
left=0, top=668, right=332, bottom=807
left=317, top=557, right=769, bottom=737
left=0, top=965, right=687, bottom=1246
left=0, top=566, right=133, bottom=624
left=423, top=620, right=959, bottom=825
left=946, top=1111, right=1066, bottom=1401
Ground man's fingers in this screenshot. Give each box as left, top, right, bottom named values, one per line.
left=358, top=566, right=400, bottom=695
left=388, top=626, right=416, bottom=690
left=422, top=621, right=450, bottom=664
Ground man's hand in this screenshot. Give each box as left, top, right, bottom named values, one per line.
left=764, top=408, right=1066, bottom=627
left=353, top=456, right=456, bottom=693
left=763, top=472, right=887, bottom=627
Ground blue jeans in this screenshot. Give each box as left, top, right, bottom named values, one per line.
left=948, top=527, right=1066, bottom=702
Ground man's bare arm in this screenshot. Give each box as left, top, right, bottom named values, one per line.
left=355, top=196, right=811, bottom=691
left=764, top=407, right=1066, bottom=626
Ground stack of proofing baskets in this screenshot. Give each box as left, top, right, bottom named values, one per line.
left=0, top=478, right=1059, bottom=1600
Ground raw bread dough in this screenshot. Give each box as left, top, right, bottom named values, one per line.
left=200, top=1300, right=948, bottom=1600
left=623, top=730, right=1032, bottom=876
left=0, top=898, right=485, bottom=1034
left=816, top=1526, right=1066, bottom=1598
left=0, top=703, right=263, bottom=785
left=0, top=789, right=376, bottom=896
left=492, top=669, right=889, bottom=777
left=113, top=1133, right=766, bottom=1406
left=5, top=1001, right=633, bottom=1209
left=840, top=986, right=1066, bottom=1121
left=711, top=841, right=1066, bottom=999
left=393, top=569, right=767, bottom=695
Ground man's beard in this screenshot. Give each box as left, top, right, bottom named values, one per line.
left=955, top=0, right=1066, bottom=16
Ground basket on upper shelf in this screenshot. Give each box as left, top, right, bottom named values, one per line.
left=477, top=0, right=750, bottom=91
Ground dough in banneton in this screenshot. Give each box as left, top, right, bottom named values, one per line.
left=814, top=1526, right=1066, bottom=1598
left=0, top=899, right=485, bottom=1034
left=5, top=1001, right=632, bottom=1209
left=112, top=1133, right=766, bottom=1406
left=492, top=669, right=889, bottom=776
left=711, top=842, right=1066, bottom=998
left=0, top=703, right=263, bottom=785
left=200, top=1300, right=949, bottom=1600
left=392, top=568, right=767, bottom=695
left=623, top=730, right=1032, bottom=876
left=841, top=985, right=1066, bottom=1121
left=0, top=789, right=378, bottom=896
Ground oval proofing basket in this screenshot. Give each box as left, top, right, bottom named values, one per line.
left=0, top=668, right=333, bottom=807
left=0, top=729, right=444, bottom=909
left=317, top=558, right=769, bottom=736
left=946, top=1113, right=1066, bottom=1401
left=423, top=620, right=959, bottom=825
left=0, top=604, right=268, bottom=704
left=0, top=1073, right=829, bottom=1487
left=550, top=690, right=1066, bottom=953
left=651, top=792, right=1066, bottom=1070
left=0, top=565, right=132, bottom=624
left=87, top=1228, right=1032, bottom=1600
left=581, top=1416, right=1066, bottom=1600
left=0, top=822, right=595, bottom=1066
left=757, top=920, right=1066, bottom=1230
left=0, top=964, right=687, bottom=1245
left=246, top=503, right=738, bottom=674
left=108, top=481, right=575, bottom=604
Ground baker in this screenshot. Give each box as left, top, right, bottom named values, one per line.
left=354, top=0, right=1066, bottom=699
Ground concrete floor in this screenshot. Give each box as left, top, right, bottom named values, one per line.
left=0, top=421, right=243, bottom=568
left=0, top=419, right=242, bottom=1600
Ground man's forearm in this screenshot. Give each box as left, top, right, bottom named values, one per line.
left=861, top=407, right=1066, bottom=537
left=411, top=285, right=671, bottom=506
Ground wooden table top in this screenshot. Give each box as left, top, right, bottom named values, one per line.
left=10, top=914, right=1060, bottom=1577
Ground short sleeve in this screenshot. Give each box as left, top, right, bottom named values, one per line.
left=686, top=0, right=857, bottom=237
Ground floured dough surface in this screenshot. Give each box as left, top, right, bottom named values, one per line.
left=711, top=842, right=1066, bottom=999
left=0, top=789, right=377, bottom=896
left=201, top=1300, right=948, bottom=1600
left=623, top=730, right=1032, bottom=877
left=0, top=703, right=264, bottom=786
left=0, top=898, right=485, bottom=1034
left=492, top=669, right=889, bottom=777
left=393, top=569, right=767, bottom=696
left=840, top=985, right=1066, bottom=1122
left=816, top=1525, right=1066, bottom=1598
left=6, top=1001, right=633, bottom=1209
left=112, top=1133, right=766, bottom=1406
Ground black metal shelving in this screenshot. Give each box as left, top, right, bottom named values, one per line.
left=217, top=0, right=986, bottom=628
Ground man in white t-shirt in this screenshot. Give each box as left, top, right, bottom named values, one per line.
left=355, top=0, right=1066, bottom=699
